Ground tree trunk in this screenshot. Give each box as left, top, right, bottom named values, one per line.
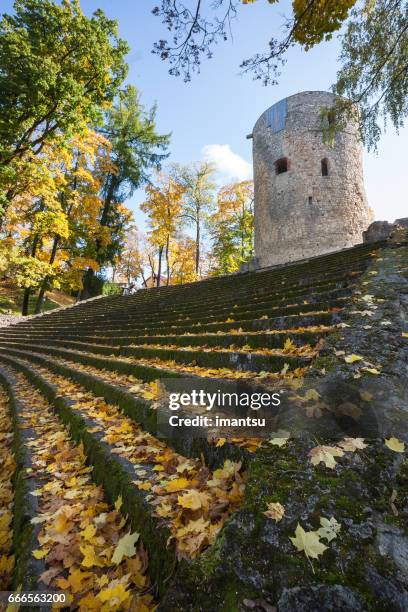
left=195, top=221, right=200, bottom=275
left=157, top=246, right=163, bottom=287
left=165, top=235, right=170, bottom=286
left=21, top=232, right=41, bottom=316
left=22, top=288, right=31, bottom=317
left=34, top=236, right=59, bottom=314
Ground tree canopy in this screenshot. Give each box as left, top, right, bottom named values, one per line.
left=152, top=0, right=408, bottom=149
left=0, top=0, right=129, bottom=221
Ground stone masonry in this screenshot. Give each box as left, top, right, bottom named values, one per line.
left=251, top=91, right=373, bottom=267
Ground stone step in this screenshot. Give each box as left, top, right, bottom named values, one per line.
left=0, top=346, right=247, bottom=467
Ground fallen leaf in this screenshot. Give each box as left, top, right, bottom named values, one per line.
left=344, top=354, right=364, bottom=364
left=178, top=489, right=210, bottom=511
left=338, top=437, right=367, bottom=452
left=362, top=367, right=381, bottom=375
left=384, top=437, right=405, bottom=453
left=284, top=338, right=296, bottom=350
left=290, top=523, right=328, bottom=560
left=263, top=502, right=285, bottom=522
left=317, top=516, right=341, bottom=542
left=114, top=495, right=123, bottom=511
left=165, top=477, right=191, bottom=492
left=309, top=445, right=344, bottom=469
left=111, top=531, right=140, bottom=565
left=268, top=431, right=290, bottom=447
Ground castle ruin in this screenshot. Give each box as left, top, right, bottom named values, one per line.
left=250, top=91, right=373, bottom=268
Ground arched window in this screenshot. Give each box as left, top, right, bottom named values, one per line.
left=321, top=158, right=329, bottom=176
left=275, top=157, right=288, bottom=175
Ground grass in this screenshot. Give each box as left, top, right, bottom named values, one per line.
left=0, top=281, right=74, bottom=316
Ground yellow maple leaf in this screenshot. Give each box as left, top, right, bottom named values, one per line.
left=141, top=380, right=164, bottom=401
left=136, top=481, right=152, bottom=491
left=32, top=548, right=49, bottom=560
left=338, top=437, right=367, bottom=452
left=111, top=531, right=140, bottom=565
left=98, top=583, right=131, bottom=606
left=165, top=477, right=190, bottom=492
left=114, top=495, right=123, bottom=511
left=309, top=445, right=344, bottom=469
left=178, top=489, right=211, bottom=511
left=213, top=459, right=242, bottom=481
left=344, top=354, right=364, bottom=364
left=156, top=502, right=173, bottom=518
left=317, top=516, right=341, bottom=542
left=284, top=338, right=296, bottom=350
left=362, top=367, right=381, bottom=375
left=81, top=523, right=97, bottom=542
left=384, top=437, right=405, bottom=453
left=290, top=523, right=328, bottom=560
left=80, top=544, right=105, bottom=568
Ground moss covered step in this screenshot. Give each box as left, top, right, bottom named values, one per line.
left=111, top=311, right=340, bottom=336
left=0, top=369, right=49, bottom=597
left=0, top=347, right=247, bottom=468
left=35, top=339, right=310, bottom=372
left=11, top=290, right=345, bottom=334
left=66, top=299, right=346, bottom=331
left=14, top=328, right=330, bottom=350
left=0, top=285, right=347, bottom=336
left=0, top=340, right=183, bottom=381
left=8, top=277, right=354, bottom=330
left=22, top=281, right=353, bottom=329
left=0, top=312, right=340, bottom=342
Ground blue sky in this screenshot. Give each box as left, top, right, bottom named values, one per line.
left=3, top=0, right=407, bottom=228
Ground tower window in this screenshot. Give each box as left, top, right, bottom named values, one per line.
left=308, top=196, right=313, bottom=205
left=275, top=157, right=288, bottom=175
left=321, top=158, right=329, bottom=176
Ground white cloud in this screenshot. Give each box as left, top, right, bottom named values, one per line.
left=202, top=144, right=252, bottom=182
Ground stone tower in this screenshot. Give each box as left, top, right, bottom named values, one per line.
left=251, top=91, right=372, bottom=268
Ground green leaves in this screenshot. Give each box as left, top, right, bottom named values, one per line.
left=0, top=0, right=128, bottom=166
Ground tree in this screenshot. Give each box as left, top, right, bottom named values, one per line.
left=0, top=0, right=129, bottom=224
left=81, top=85, right=170, bottom=297
left=33, top=128, right=110, bottom=313
left=152, top=0, right=408, bottom=149
left=1, top=128, right=109, bottom=314
left=169, top=236, right=199, bottom=284
left=210, top=180, right=254, bottom=275
left=141, top=172, right=184, bottom=286
left=333, top=0, right=408, bottom=148
left=171, top=162, right=216, bottom=275
left=115, top=226, right=144, bottom=286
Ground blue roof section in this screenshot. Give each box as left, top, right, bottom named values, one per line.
left=266, top=98, right=287, bottom=133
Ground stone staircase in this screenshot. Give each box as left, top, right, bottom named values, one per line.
left=1, top=234, right=407, bottom=610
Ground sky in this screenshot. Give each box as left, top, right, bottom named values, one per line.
left=3, top=0, right=407, bottom=229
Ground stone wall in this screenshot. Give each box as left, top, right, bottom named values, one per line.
left=252, top=91, right=373, bottom=268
